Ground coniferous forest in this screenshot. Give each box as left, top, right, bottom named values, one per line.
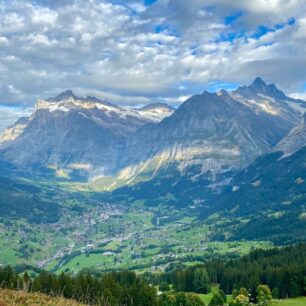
left=0, top=243, right=305, bottom=305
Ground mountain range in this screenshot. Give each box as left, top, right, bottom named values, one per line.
left=0, top=91, right=174, bottom=180
left=0, top=77, right=304, bottom=191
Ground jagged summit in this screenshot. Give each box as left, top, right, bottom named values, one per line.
left=234, top=77, right=287, bottom=100
left=217, top=89, right=230, bottom=96
left=47, top=90, right=77, bottom=102
left=251, top=76, right=267, bottom=87
left=46, top=90, right=114, bottom=105
left=0, top=89, right=175, bottom=174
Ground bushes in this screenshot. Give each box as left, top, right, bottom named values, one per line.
left=209, top=291, right=226, bottom=306
left=159, top=292, right=206, bottom=306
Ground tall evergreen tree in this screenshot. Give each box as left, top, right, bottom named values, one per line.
left=193, top=268, right=210, bottom=294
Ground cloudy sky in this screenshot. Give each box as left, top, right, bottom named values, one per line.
left=0, top=0, right=306, bottom=130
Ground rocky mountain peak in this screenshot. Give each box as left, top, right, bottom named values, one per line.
left=47, top=90, right=77, bottom=102
left=251, top=76, right=267, bottom=88
left=217, top=89, right=230, bottom=97
left=234, top=77, right=287, bottom=100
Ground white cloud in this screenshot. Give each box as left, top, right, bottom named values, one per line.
left=0, top=0, right=305, bottom=110
left=0, top=107, right=33, bottom=133
left=0, top=36, right=9, bottom=46
left=290, top=92, right=306, bottom=100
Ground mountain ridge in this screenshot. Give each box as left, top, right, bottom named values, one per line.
left=0, top=92, right=174, bottom=178
left=0, top=78, right=304, bottom=186
left=114, top=79, right=302, bottom=187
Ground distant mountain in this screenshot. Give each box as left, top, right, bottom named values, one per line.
left=0, top=91, right=174, bottom=179
left=232, top=77, right=305, bottom=120
left=134, top=102, right=175, bottom=123
left=114, top=78, right=302, bottom=187
left=0, top=78, right=304, bottom=186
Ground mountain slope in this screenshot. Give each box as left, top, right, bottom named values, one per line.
left=0, top=175, right=60, bottom=223
left=274, top=113, right=306, bottom=157
left=204, top=115, right=306, bottom=244
left=113, top=100, right=306, bottom=244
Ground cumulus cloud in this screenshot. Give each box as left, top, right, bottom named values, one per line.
left=0, top=0, right=305, bottom=114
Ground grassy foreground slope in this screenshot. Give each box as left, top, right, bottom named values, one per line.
left=0, top=289, right=84, bottom=306
left=279, top=297, right=306, bottom=305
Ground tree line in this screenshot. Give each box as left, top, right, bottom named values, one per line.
left=144, top=243, right=306, bottom=301
left=0, top=243, right=306, bottom=305
left=0, top=267, right=205, bottom=305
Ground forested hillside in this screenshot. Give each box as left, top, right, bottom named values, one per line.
left=0, top=243, right=305, bottom=305
left=160, top=243, right=306, bottom=300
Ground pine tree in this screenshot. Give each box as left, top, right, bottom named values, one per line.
left=22, top=272, right=30, bottom=291
left=193, top=268, right=210, bottom=294
left=209, top=292, right=225, bottom=306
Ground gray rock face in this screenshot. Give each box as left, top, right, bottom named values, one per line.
left=116, top=84, right=301, bottom=184
left=0, top=79, right=304, bottom=185
left=232, top=77, right=303, bottom=123
left=235, top=77, right=288, bottom=100
left=274, top=113, right=306, bottom=157
left=0, top=92, right=173, bottom=177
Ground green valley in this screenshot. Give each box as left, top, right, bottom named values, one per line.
left=0, top=174, right=273, bottom=274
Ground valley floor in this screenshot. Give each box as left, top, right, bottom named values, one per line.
left=0, top=194, right=272, bottom=273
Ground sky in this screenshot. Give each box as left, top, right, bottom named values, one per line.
left=1, top=0, right=306, bottom=131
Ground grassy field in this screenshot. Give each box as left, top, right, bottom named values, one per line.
left=198, top=294, right=306, bottom=306
left=0, top=289, right=84, bottom=306
left=199, top=285, right=232, bottom=304
left=278, top=297, right=306, bottom=306
left=198, top=293, right=306, bottom=306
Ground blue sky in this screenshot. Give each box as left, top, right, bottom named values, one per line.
left=0, top=0, right=306, bottom=114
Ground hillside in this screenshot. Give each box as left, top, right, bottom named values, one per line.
left=0, top=289, right=83, bottom=306
left=207, top=145, right=306, bottom=245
